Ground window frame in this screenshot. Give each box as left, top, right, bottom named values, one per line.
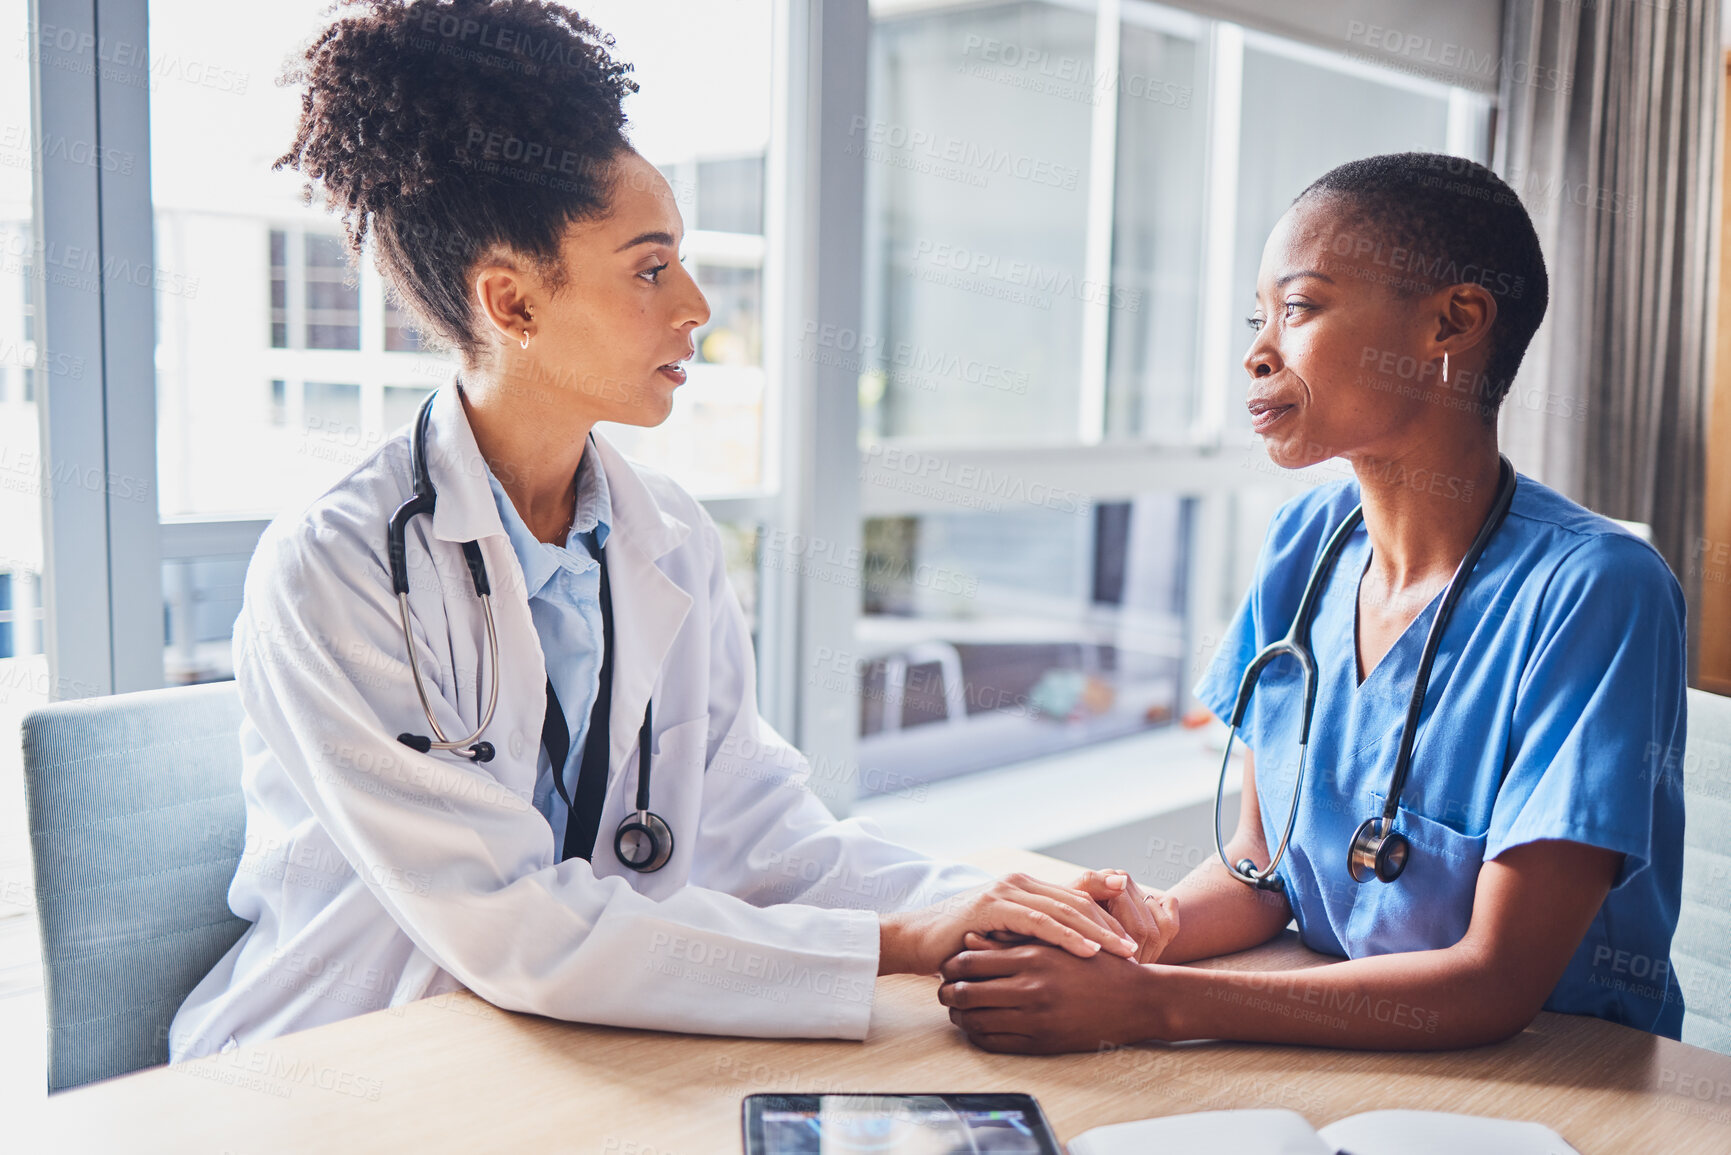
left=834, top=0, right=1495, bottom=805
left=31, top=0, right=814, bottom=713
left=25, top=0, right=1496, bottom=822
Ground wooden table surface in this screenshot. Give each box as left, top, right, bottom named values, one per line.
left=39, top=850, right=1731, bottom=1153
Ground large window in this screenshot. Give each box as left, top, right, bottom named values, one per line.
left=0, top=0, right=44, bottom=679
left=9, top=0, right=1500, bottom=812
left=853, top=0, right=1489, bottom=790
left=147, top=0, right=779, bottom=683
left=0, top=0, right=46, bottom=1088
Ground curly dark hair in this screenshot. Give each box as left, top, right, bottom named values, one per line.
left=275, top=0, right=638, bottom=361
left=1298, top=153, right=1550, bottom=417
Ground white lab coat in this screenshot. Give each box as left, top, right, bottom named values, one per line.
left=169, top=384, right=988, bottom=1061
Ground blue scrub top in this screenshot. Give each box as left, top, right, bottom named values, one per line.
left=1195, top=471, right=1687, bottom=1038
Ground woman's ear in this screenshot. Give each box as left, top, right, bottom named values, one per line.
left=1435, top=282, right=1499, bottom=353
left=471, top=260, right=537, bottom=348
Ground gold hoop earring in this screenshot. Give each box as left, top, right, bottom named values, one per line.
left=1442, top=351, right=1449, bottom=384
left=520, top=330, right=531, bottom=350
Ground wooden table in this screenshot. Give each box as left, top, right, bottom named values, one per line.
left=40, top=850, right=1731, bottom=1152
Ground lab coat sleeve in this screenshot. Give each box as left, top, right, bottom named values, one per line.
left=1486, top=533, right=1688, bottom=889
left=686, top=513, right=993, bottom=913
left=235, top=516, right=885, bottom=1040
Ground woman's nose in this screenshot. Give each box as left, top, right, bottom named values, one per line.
left=680, top=264, right=711, bottom=330
left=1243, top=339, right=1279, bottom=379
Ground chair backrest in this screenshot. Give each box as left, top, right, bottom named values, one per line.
left=22, top=680, right=251, bottom=1091
left=1676, top=687, right=1731, bottom=1055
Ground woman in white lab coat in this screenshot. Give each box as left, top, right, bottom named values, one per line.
left=170, top=0, right=1152, bottom=1059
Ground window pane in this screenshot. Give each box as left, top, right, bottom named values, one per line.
left=303, top=232, right=360, bottom=351
left=696, top=155, right=764, bottom=234
left=695, top=265, right=761, bottom=367
left=1226, top=46, right=1452, bottom=435
left=384, top=295, right=427, bottom=353
left=164, top=555, right=248, bottom=683
left=851, top=495, right=1189, bottom=791
left=268, top=228, right=288, bottom=349
left=1104, top=19, right=1206, bottom=439
left=861, top=1, right=1094, bottom=444
left=0, top=0, right=47, bottom=1088
left=151, top=0, right=402, bottom=528
left=303, top=381, right=362, bottom=442
left=0, top=0, right=45, bottom=682
left=382, top=384, right=433, bottom=435
left=580, top=0, right=772, bottom=498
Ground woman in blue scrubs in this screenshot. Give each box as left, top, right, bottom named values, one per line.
left=938, top=153, right=1687, bottom=1053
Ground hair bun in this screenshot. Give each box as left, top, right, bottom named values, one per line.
left=277, top=0, right=636, bottom=245
left=274, top=0, right=639, bottom=360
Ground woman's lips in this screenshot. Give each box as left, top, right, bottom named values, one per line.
left=656, top=363, right=688, bottom=386
left=1248, top=400, right=1294, bottom=433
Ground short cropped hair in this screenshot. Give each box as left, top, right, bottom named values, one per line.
left=1298, top=153, right=1549, bottom=412
left=275, top=0, right=638, bottom=361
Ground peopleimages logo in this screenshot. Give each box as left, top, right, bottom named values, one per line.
left=958, top=33, right=1192, bottom=110
left=909, top=239, right=1141, bottom=312
left=1341, top=20, right=1569, bottom=95
left=846, top=116, right=1081, bottom=191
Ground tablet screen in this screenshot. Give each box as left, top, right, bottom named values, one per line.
left=743, top=1094, right=1061, bottom=1154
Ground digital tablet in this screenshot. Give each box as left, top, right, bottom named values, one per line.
left=742, top=1092, right=1063, bottom=1154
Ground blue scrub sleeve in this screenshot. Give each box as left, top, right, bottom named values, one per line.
left=1193, top=495, right=1332, bottom=731
left=1195, top=583, right=1260, bottom=731
left=1485, top=533, right=1687, bottom=887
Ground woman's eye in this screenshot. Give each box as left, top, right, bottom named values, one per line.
left=1245, top=314, right=1265, bottom=332
left=640, top=262, right=670, bottom=283
left=1283, top=300, right=1310, bottom=317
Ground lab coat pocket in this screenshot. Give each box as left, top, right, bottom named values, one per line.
left=606, top=716, right=709, bottom=893
left=1343, top=796, right=1487, bottom=958
left=651, top=714, right=710, bottom=765
left=646, top=714, right=710, bottom=841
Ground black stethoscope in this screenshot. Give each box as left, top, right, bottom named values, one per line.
left=1212, top=455, right=1517, bottom=889
left=388, top=392, right=674, bottom=872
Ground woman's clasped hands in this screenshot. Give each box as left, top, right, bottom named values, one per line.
left=934, top=869, right=1183, bottom=1054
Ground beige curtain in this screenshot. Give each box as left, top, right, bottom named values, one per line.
left=1493, top=0, right=1720, bottom=637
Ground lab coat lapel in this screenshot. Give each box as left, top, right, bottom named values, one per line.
left=417, top=382, right=545, bottom=756
left=593, top=432, right=693, bottom=768
left=424, top=381, right=508, bottom=548
left=416, top=386, right=693, bottom=783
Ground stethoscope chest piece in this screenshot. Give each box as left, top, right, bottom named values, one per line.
left=614, top=810, right=674, bottom=873
left=1347, top=816, right=1411, bottom=883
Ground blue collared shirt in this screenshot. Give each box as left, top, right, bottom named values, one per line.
left=484, top=446, right=612, bottom=856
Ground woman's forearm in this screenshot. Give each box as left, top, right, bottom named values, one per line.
left=1147, top=945, right=1533, bottom=1049
left=1157, top=854, right=1294, bottom=964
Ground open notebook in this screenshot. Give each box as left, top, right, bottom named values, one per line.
left=1067, top=1109, right=1580, bottom=1154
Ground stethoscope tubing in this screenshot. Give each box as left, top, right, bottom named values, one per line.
left=389, top=389, right=672, bottom=872
left=396, top=589, right=501, bottom=756
left=1212, top=455, right=1516, bottom=890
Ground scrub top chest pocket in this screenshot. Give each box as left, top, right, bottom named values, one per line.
left=1341, top=793, right=1489, bottom=959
